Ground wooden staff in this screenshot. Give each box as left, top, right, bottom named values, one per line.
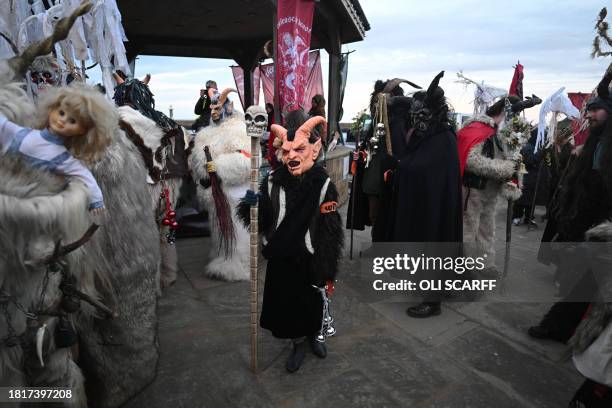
left=249, top=128, right=260, bottom=373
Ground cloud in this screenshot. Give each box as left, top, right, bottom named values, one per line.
left=87, top=1, right=610, bottom=123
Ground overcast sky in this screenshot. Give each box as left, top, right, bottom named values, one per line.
left=118, top=0, right=610, bottom=123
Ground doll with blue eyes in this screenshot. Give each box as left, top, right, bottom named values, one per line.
left=0, top=83, right=117, bottom=213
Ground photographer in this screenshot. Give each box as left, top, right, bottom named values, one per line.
left=192, top=80, right=218, bottom=131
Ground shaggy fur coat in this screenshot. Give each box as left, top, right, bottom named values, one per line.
left=0, top=62, right=160, bottom=408
left=460, top=116, right=518, bottom=266
left=190, top=114, right=251, bottom=281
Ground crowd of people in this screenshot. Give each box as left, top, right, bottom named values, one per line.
left=347, top=67, right=612, bottom=407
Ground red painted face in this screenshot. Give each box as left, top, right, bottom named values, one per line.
left=281, top=133, right=322, bottom=176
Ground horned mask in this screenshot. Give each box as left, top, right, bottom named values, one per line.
left=210, top=88, right=237, bottom=122
left=270, top=116, right=327, bottom=176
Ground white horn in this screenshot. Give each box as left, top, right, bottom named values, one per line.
left=36, top=323, right=47, bottom=367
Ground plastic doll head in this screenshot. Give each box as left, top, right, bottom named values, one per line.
left=37, top=84, right=118, bottom=163
left=270, top=111, right=326, bottom=176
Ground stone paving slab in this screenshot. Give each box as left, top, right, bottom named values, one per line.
left=436, top=328, right=582, bottom=408
left=122, top=203, right=583, bottom=408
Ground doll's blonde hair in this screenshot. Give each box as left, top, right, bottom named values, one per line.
left=36, top=83, right=118, bottom=163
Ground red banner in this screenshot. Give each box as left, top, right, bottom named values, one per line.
left=260, top=63, right=275, bottom=106
left=260, top=50, right=324, bottom=112
left=568, top=92, right=591, bottom=146
left=230, top=66, right=261, bottom=109
left=276, top=0, right=315, bottom=113
left=508, top=63, right=524, bottom=99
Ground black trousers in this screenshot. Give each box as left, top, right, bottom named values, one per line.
left=538, top=270, right=597, bottom=342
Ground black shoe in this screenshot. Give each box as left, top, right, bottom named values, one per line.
left=528, top=325, right=552, bottom=339
left=308, top=336, right=327, bottom=359
left=286, top=341, right=307, bottom=373
left=406, top=303, right=441, bottom=318
left=527, top=325, right=568, bottom=343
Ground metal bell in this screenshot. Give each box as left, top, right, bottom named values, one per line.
left=325, top=325, right=336, bottom=337
left=323, top=315, right=334, bottom=324
left=316, top=333, right=326, bottom=343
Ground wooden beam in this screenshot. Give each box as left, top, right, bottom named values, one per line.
left=327, top=22, right=342, bottom=142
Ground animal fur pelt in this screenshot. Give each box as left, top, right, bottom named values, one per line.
left=117, top=105, right=182, bottom=289
left=191, top=113, right=251, bottom=281
left=0, top=156, right=91, bottom=407
left=76, top=131, right=161, bottom=408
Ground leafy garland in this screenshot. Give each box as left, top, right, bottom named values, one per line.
left=498, top=115, right=532, bottom=152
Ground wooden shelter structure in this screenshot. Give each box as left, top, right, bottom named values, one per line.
left=117, top=0, right=369, bottom=135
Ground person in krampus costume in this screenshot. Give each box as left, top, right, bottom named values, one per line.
left=529, top=68, right=612, bottom=344
left=346, top=77, right=419, bottom=238
left=238, top=110, right=343, bottom=373
left=457, top=94, right=540, bottom=270
left=113, top=72, right=188, bottom=289
left=379, top=72, right=463, bottom=318
left=190, top=88, right=253, bottom=281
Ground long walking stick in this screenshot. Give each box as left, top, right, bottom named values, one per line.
left=249, top=135, right=259, bottom=373
left=245, top=107, right=268, bottom=373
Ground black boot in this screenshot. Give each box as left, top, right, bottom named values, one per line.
left=286, top=340, right=307, bottom=373
left=406, top=302, right=441, bottom=318
left=308, top=335, right=327, bottom=358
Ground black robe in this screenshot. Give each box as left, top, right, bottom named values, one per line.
left=238, top=164, right=343, bottom=339
left=385, top=124, right=463, bottom=242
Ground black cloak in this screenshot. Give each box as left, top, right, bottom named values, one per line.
left=238, top=164, right=343, bottom=339
left=384, top=124, right=463, bottom=242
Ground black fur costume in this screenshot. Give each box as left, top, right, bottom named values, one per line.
left=238, top=164, right=343, bottom=338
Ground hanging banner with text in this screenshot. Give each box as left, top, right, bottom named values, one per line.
left=276, top=0, right=315, bottom=113
left=261, top=50, right=324, bottom=111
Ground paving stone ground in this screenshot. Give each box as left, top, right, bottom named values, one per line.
left=123, top=201, right=582, bottom=408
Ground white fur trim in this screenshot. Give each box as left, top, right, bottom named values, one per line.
left=305, top=177, right=331, bottom=255
left=277, top=187, right=286, bottom=229
left=461, top=115, right=496, bottom=130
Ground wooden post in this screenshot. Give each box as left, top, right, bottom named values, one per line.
left=326, top=22, right=341, bottom=143
left=249, top=128, right=260, bottom=374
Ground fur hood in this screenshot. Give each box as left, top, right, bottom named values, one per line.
left=461, top=114, right=496, bottom=130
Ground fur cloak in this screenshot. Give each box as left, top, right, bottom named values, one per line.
left=190, top=114, right=251, bottom=281
left=238, top=164, right=344, bottom=339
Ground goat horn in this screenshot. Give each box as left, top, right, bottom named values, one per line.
left=8, top=0, right=93, bottom=79
left=36, top=323, right=48, bottom=367
left=270, top=124, right=288, bottom=143
left=383, top=78, right=422, bottom=93
left=218, top=88, right=237, bottom=106
left=142, top=73, right=151, bottom=85
left=296, top=116, right=328, bottom=141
